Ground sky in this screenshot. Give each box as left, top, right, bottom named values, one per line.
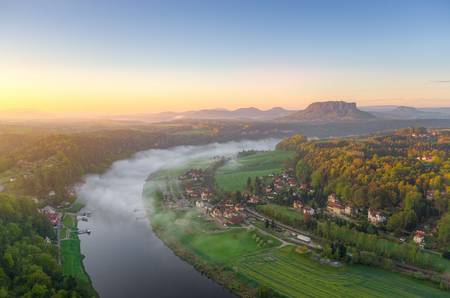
left=1, top=0, right=450, bottom=114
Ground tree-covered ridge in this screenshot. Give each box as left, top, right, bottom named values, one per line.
left=278, top=129, right=450, bottom=246
left=0, top=130, right=164, bottom=203
left=0, top=194, right=94, bottom=297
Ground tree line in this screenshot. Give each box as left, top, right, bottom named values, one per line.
left=0, top=194, right=96, bottom=297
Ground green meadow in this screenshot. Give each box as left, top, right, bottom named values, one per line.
left=60, top=214, right=90, bottom=283
left=215, top=150, right=295, bottom=192
left=149, top=201, right=281, bottom=264
left=257, top=204, right=304, bottom=221
left=145, top=154, right=449, bottom=298
left=237, top=246, right=448, bottom=298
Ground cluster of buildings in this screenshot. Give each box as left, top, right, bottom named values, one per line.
left=263, top=170, right=308, bottom=201
left=40, top=205, right=61, bottom=226
left=179, top=169, right=206, bottom=182
left=178, top=162, right=431, bottom=247
left=325, top=193, right=387, bottom=225
left=292, top=200, right=315, bottom=219
left=326, top=194, right=353, bottom=217
left=208, top=201, right=245, bottom=226
left=367, top=208, right=387, bottom=225
left=178, top=168, right=246, bottom=226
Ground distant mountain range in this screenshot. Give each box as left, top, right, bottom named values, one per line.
left=2, top=102, right=450, bottom=123
left=281, top=101, right=375, bottom=122
left=360, top=106, right=450, bottom=119
left=113, top=107, right=295, bottom=122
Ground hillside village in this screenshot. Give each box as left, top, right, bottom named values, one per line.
left=154, top=128, right=450, bottom=294
left=160, top=156, right=441, bottom=250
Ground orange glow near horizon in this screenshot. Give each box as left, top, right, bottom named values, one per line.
left=1, top=62, right=450, bottom=115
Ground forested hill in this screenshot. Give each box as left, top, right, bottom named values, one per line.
left=0, top=194, right=95, bottom=297
left=0, top=121, right=276, bottom=203
left=0, top=125, right=221, bottom=203
left=277, top=128, right=450, bottom=249
left=1, top=119, right=450, bottom=206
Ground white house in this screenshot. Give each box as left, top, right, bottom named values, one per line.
left=413, top=230, right=426, bottom=244
left=368, top=209, right=386, bottom=225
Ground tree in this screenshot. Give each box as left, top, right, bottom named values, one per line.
left=387, top=210, right=417, bottom=232
left=246, top=177, right=252, bottom=191
left=438, top=213, right=450, bottom=246
left=296, top=160, right=312, bottom=184
left=311, top=170, right=323, bottom=190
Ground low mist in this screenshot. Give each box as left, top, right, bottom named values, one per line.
left=75, top=138, right=280, bottom=222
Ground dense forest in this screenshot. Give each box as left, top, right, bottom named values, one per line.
left=0, top=122, right=243, bottom=204
left=0, top=194, right=95, bottom=297
left=277, top=128, right=450, bottom=249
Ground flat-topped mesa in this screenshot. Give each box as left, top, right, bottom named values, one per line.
left=282, top=100, right=376, bottom=122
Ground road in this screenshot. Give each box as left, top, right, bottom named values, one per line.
left=244, top=207, right=322, bottom=249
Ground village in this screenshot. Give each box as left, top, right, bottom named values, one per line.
left=158, top=156, right=433, bottom=251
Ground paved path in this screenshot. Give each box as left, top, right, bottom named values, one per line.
left=245, top=208, right=322, bottom=249
left=244, top=224, right=290, bottom=248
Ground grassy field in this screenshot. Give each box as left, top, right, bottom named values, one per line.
left=145, top=156, right=449, bottom=297
left=183, top=228, right=281, bottom=263
left=427, top=250, right=450, bottom=273
left=215, top=150, right=295, bottom=192
left=149, top=202, right=281, bottom=264
left=236, top=246, right=448, bottom=298
left=60, top=214, right=90, bottom=282
left=257, top=204, right=304, bottom=222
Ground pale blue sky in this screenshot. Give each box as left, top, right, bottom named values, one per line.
left=1, top=0, right=449, bottom=112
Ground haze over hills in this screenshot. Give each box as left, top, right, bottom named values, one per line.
left=360, top=105, right=450, bottom=119
left=281, top=101, right=376, bottom=122
left=112, top=107, right=295, bottom=122
left=2, top=102, right=450, bottom=124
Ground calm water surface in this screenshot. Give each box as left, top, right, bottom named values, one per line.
left=76, top=139, right=279, bottom=298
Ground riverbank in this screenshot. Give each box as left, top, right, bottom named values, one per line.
left=60, top=212, right=97, bottom=297
left=144, top=154, right=450, bottom=298
left=148, top=191, right=281, bottom=298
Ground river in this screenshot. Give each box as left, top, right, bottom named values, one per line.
left=75, top=139, right=279, bottom=298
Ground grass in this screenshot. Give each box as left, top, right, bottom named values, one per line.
left=150, top=204, right=281, bottom=264
left=236, top=246, right=448, bottom=298
left=257, top=204, right=304, bottom=222
left=182, top=228, right=281, bottom=263
left=60, top=214, right=90, bottom=283
left=426, top=250, right=450, bottom=273
left=65, top=201, right=85, bottom=213
left=215, top=150, right=295, bottom=192
left=144, top=155, right=450, bottom=297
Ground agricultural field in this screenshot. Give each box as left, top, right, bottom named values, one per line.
left=145, top=156, right=450, bottom=298
left=60, top=214, right=90, bottom=282
left=236, top=246, right=448, bottom=298
left=182, top=228, right=281, bottom=263
left=215, top=150, right=295, bottom=192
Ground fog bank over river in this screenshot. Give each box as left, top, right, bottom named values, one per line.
left=75, top=138, right=279, bottom=298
